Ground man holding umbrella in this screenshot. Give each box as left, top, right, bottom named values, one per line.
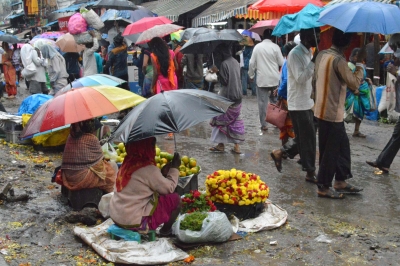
left=313, top=28, right=364, bottom=199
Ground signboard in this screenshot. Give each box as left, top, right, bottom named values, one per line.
left=58, top=16, right=71, bottom=32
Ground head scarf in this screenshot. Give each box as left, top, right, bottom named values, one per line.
left=20, top=44, right=34, bottom=68
left=70, top=119, right=96, bottom=138
left=114, top=32, right=124, bottom=46
left=39, top=44, right=58, bottom=59
left=115, top=137, right=156, bottom=192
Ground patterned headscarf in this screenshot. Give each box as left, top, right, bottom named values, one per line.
left=115, top=137, right=156, bottom=192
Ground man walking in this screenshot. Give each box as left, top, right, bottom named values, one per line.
left=270, top=28, right=320, bottom=183
left=248, top=29, right=284, bottom=132
left=314, top=28, right=364, bottom=199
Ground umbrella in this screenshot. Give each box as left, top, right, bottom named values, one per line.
left=57, top=74, right=127, bottom=96
left=122, top=16, right=172, bottom=36
left=56, top=33, right=85, bottom=53
left=272, top=4, right=325, bottom=36
left=318, top=1, right=400, bottom=35
left=110, top=89, right=233, bottom=145
left=39, top=31, right=64, bottom=40
left=0, top=34, right=19, bottom=44
left=241, top=30, right=261, bottom=42
left=181, top=28, right=214, bottom=41
left=249, top=19, right=280, bottom=35
left=92, top=0, right=137, bottom=11
left=21, top=85, right=145, bottom=139
left=180, top=29, right=243, bottom=54
left=170, top=29, right=184, bottom=42
left=135, top=24, right=184, bottom=45
left=250, top=0, right=324, bottom=13
left=0, top=31, right=5, bottom=35
left=379, top=42, right=393, bottom=54
left=102, top=17, right=133, bottom=31
left=30, top=38, right=58, bottom=49
left=101, top=7, right=154, bottom=23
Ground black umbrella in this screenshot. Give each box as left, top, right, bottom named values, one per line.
left=110, top=89, right=233, bottom=147
left=92, top=0, right=137, bottom=10
left=180, top=28, right=215, bottom=41
left=0, top=34, right=19, bottom=44
left=180, top=29, right=243, bottom=54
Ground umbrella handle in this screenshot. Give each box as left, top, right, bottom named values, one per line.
left=173, top=133, right=176, bottom=150
left=313, top=28, right=319, bottom=52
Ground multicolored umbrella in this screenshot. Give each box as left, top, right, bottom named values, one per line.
left=21, top=85, right=145, bottom=139
left=56, top=33, right=84, bottom=53
left=39, top=31, right=64, bottom=40
left=56, top=74, right=127, bottom=96
left=136, top=24, right=184, bottom=45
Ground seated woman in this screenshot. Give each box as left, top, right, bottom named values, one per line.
left=109, top=137, right=181, bottom=236
left=61, top=119, right=117, bottom=193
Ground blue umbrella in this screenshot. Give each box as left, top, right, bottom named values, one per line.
left=0, top=30, right=5, bottom=35
left=272, top=4, right=325, bottom=36
left=318, top=1, right=400, bottom=34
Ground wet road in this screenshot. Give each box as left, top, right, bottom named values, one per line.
left=0, top=90, right=399, bottom=265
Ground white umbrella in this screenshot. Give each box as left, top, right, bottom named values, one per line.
left=135, top=24, right=184, bottom=45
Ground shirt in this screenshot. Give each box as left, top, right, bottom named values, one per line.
left=313, top=46, right=364, bottom=122
left=82, top=38, right=99, bottom=77
left=287, top=43, right=315, bottom=111
left=277, top=59, right=288, bottom=99
left=219, top=56, right=242, bottom=104
left=248, top=39, right=284, bottom=87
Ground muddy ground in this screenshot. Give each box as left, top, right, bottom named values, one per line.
left=0, top=82, right=399, bottom=266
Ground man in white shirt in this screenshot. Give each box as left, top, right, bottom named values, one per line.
left=270, top=28, right=320, bottom=183
left=248, top=29, right=284, bottom=131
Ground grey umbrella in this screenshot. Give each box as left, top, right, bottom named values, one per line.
left=0, top=34, right=19, bottom=44
left=93, top=0, right=137, bottom=11
left=181, top=28, right=215, bottom=41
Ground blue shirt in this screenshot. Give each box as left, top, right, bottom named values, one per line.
left=242, top=46, right=254, bottom=70
left=278, top=60, right=288, bottom=99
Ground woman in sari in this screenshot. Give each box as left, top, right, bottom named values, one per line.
left=61, top=119, right=117, bottom=193
left=1, top=42, right=17, bottom=98
left=109, top=137, right=181, bottom=236
left=209, top=43, right=245, bottom=154
left=345, top=48, right=371, bottom=138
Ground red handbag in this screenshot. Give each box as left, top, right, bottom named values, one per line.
left=265, top=101, right=288, bottom=129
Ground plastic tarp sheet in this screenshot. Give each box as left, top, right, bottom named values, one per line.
left=74, top=218, right=189, bottom=265
left=237, top=201, right=288, bottom=233
left=17, top=94, right=53, bottom=116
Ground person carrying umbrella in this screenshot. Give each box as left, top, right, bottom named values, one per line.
left=109, top=137, right=181, bottom=237
left=209, top=43, right=245, bottom=154
left=181, top=53, right=204, bottom=89
left=104, top=33, right=129, bottom=90
left=0, top=42, right=17, bottom=98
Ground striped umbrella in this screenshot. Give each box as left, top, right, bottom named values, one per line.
left=21, top=85, right=145, bottom=139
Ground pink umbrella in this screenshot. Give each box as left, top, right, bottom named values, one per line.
left=249, top=19, right=280, bottom=35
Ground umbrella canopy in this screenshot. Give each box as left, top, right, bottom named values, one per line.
left=180, top=29, right=244, bottom=54
left=241, top=30, right=261, bottom=42
left=56, top=74, right=127, bottom=96
left=122, top=16, right=172, bottom=36
left=30, top=38, right=58, bottom=49
left=0, top=34, right=19, bottom=44
left=39, top=31, right=64, bottom=40
left=318, top=1, right=400, bottom=35
left=103, top=17, right=133, bottom=31
left=56, top=33, right=84, bottom=53
left=101, top=7, right=154, bottom=23
left=92, top=0, right=137, bottom=11
left=379, top=42, right=393, bottom=54
left=272, top=4, right=324, bottom=36
left=249, top=19, right=280, bottom=35
left=21, top=85, right=145, bottom=139
left=0, top=31, right=5, bottom=35
left=136, top=24, right=184, bottom=45
left=170, top=29, right=183, bottom=42
left=250, top=0, right=324, bottom=13
left=110, top=89, right=233, bottom=144
left=181, top=28, right=214, bottom=41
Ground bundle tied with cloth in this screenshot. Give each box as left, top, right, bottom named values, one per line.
left=68, top=7, right=104, bottom=44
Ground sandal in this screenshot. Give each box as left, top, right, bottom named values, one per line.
left=209, top=146, right=224, bottom=152
left=261, top=126, right=268, bottom=131
left=305, top=175, right=318, bottom=184
left=366, top=161, right=389, bottom=173
left=270, top=151, right=282, bottom=172
left=334, top=184, right=363, bottom=194
left=317, top=188, right=345, bottom=199
left=230, top=148, right=242, bottom=154
left=353, top=132, right=366, bottom=138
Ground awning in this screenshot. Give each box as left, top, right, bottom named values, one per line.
left=325, top=0, right=392, bottom=6
left=11, top=1, right=22, bottom=6
left=236, top=9, right=285, bottom=20
left=44, top=20, right=58, bottom=27
left=141, top=0, right=215, bottom=22
left=192, top=0, right=257, bottom=28
left=52, top=1, right=98, bottom=13
left=8, top=13, right=24, bottom=20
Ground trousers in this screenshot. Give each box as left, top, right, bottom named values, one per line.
left=316, top=119, right=352, bottom=187
left=376, top=117, right=400, bottom=168
left=257, top=86, right=276, bottom=128
left=282, top=110, right=316, bottom=172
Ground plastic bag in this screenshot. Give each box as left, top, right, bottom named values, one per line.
left=68, top=13, right=88, bottom=35
left=21, top=62, right=36, bottom=79
left=107, top=224, right=141, bottom=242
left=102, top=142, right=118, bottom=162
left=173, top=212, right=233, bottom=243
left=369, top=84, right=377, bottom=112
left=344, top=102, right=354, bottom=123
left=81, top=7, right=104, bottom=30
left=74, top=30, right=101, bottom=44
left=98, top=192, right=113, bottom=218
left=205, top=70, right=218, bottom=83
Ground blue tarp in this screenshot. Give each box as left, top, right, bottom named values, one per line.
left=366, top=85, right=385, bottom=121
left=17, top=94, right=53, bottom=116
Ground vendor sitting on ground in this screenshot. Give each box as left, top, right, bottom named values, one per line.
left=109, top=137, right=181, bottom=236
left=61, top=119, right=117, bottom=193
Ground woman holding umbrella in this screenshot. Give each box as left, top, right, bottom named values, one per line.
left=1, top=42, right=17, bottom=98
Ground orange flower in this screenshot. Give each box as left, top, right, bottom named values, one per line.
left=183, top=254, right=195, bottom=263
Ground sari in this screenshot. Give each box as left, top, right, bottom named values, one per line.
left=151, top=50, right=177, bottom=93
left=210, top=103, right=245, bottom=143
left=2, top=51, right=17, bottom=97
left=279, top=99, right=295, bottom=140
left=345, top=63, right=371, bottom=121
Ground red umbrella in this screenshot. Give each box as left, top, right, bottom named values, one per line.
left=249, top=19, right=280, bottom=35
left=122, top=16, right=172, bottom=36
left=250, top=0, right=323, bottom=13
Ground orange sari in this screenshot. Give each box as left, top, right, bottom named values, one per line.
left=2, top=51, right=17, bottom=96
